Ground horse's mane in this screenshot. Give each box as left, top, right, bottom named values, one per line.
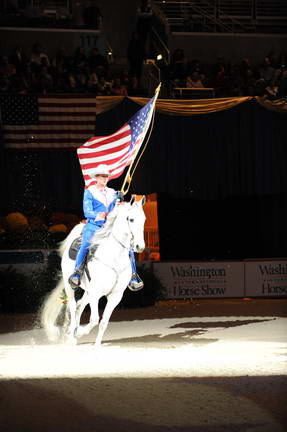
left=90, top=202, right=125, bottom=246
left=57, top=202, right=127, bottom=257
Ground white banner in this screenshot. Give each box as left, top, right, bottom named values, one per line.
left=153, top=261, right=244, bottom=299
left=245, top=260, right=287, bottom=297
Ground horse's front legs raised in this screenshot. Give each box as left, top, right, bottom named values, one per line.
left=94, top=292, right=124, bottom=348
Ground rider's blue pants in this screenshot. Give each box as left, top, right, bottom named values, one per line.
left=75, top=221, right=137, bottom=276
left=75, top=221, right=102, bottom=269
left=129, top=249, right=137, bottom=275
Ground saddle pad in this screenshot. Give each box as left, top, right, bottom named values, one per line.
left=68, top=238, right=99, bottom=261
left=68, top=237, right=81, bottom=260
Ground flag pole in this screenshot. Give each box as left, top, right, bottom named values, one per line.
left=120, top=83, right=161, bottom=195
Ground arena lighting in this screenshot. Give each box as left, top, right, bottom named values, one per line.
left=0, top=316, right=286, bottom=379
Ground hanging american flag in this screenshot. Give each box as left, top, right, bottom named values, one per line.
left=77, top=91, right=158, bottom=187
left=0, top=94, right=97, bottom=149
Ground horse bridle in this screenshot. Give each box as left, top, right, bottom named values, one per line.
left=110, top=207, right=137, bottom=251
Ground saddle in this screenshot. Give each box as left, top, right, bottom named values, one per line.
left=68, top=236, right=98, bottom=262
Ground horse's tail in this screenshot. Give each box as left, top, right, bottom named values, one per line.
left=58, top=222, right=84, bottom=256
left=40, top=278, right=66, bottom=342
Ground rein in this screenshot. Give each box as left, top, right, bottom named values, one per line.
left=111, top=214, right=135, bottom=250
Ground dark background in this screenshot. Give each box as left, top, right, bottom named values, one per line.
left=1, top=97, right=287, bottom=260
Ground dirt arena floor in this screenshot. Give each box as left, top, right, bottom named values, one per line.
left=0, top=298, right=286, bottom=432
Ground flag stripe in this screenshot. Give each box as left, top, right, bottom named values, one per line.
left=5, top=138, right=87, bottom=144
left=1, top=95, right=97, bottom=149
left=77, top=94, right=157, bottom=186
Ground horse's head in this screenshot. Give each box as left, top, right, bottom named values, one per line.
left=112, top=195, right=146, bottom=253
left=127, top=195, right=146, bottom=253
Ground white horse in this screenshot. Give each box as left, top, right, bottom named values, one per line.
left=41, top=196, right=146, bottom=347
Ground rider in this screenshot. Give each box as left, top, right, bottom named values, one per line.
left=68, top=164, right=144, bottom=291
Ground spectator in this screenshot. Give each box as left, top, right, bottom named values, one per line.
left=127, top=31, right=145, bottom=84
left=97, top=76, right=112, bottom=95
left=111, top=78, right=128, bottom=96
left=88, top=47, right=108, bottom=75
left=0, top=55, right=16, bottom=77
left=72, top=1, right=85, bottom=26
left=259, top=56, right=275, bottom=85
left=127, top=76, right=146, bottom=96
left=72, top=46, right=87, bottom=73
left=169, top=48, right=187, bottom=82
left=242, top=68, right=257, bottom=96
left=211, top=64, right=228, bottom=97
left=86, top=70, right=99, bottom=93
left=37, top=65, right=54, bottom=94
left=136, top=0, right=153, bottom=51
left=120, top=68, right=130, bottom=88
left=9, top=45, right=28, bottom=74
left=186, top=72, right=204, bottom=88
left=30, top=43, right=50, bottom=73
left=0, top=75, right=14, bottom=93
left=52, top=47, right=71, bottom=76
left=82, top=0, right=102, bottom=29
left=278, top=69, right=287, bottom=98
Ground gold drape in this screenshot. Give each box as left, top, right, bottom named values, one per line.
left=128, top=96, right=253, bottom=115
left=255, top=96, right=287, bottom=113
left=94, top=95, right=287, bottom=117
left=95, top=96, right=124, bottom=114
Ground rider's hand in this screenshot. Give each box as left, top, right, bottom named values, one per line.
left=117, top=191, right=124, bottom=202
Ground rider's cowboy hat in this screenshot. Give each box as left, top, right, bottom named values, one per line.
left=89, top=164, right=111, bottom=177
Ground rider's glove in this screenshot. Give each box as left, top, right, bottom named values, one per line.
left=117, top=191, right=124, bottom=202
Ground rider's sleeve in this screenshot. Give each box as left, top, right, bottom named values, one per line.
left=83, top=189, right=101, bottom=219
left=107, top=191, right=119, bottom=213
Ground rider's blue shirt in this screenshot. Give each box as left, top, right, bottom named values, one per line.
left=83, top=185, right=117, bottom=226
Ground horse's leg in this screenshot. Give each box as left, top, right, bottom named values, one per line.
left=73, top=291, right=100, bottom=339
left=74, top=292, right=92, bottom=338
left=62, top=282, right=78, bottom=344
left=75, top=291, right=89, bottom=326
left=94, top=291, right=124, bottom=348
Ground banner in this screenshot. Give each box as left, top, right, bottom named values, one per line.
left=153, top=261, right=244, bottom=299
left=245, top=260, right=287, bottom=297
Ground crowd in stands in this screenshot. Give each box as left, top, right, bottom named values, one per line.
left=167, top=47, right=287, bottom=99
left=0, top=42, right=148, bottom=96
left=1, top=40, right=287, bottom=99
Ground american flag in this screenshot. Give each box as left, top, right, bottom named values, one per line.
left=77, top=93, right=158, bottom=187
left=0, top=94, right=97, bottom=149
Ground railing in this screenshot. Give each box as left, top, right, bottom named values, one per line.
left=154, top=0, right=287, bottom=33
left=144, top=228, right=160, bottom=252
left=172, top=87, right=215, bottom=98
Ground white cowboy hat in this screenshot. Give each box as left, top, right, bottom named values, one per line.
left=89, top=164, right=111, bottom=177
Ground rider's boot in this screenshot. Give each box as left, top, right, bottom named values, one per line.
left=68, top=264, right=85, bottom=290
left=128, top=273, right=144, bottom=291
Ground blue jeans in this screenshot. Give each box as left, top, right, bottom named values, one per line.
left=129, top=249, right=137, bottom=275
left=75, top=221, right=137, bottom=276
left=75, top=221, right=102, bottom=269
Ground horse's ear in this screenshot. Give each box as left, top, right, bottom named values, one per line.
left=141, top=195, right=146, bottom=206
left=130, top=196, right=135, bottom=205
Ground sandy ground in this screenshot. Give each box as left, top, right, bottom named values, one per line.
left=0, top=298, right=286, bottom=432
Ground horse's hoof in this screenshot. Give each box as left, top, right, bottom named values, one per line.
left=64, top=334, right=78, bottom=345
left=94, top=342, right=102, bottom=350
left=75, top=325, right=88, bottom=338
